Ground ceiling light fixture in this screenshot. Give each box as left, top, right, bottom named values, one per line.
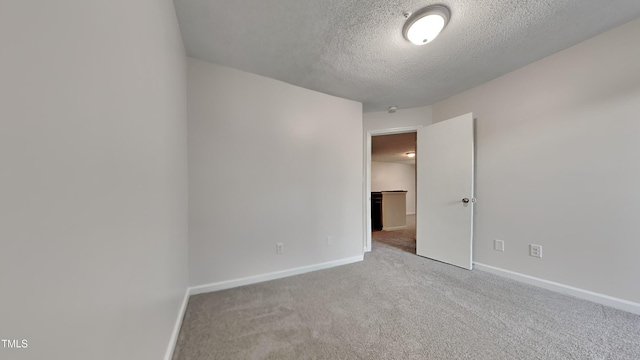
left=403, top=5, right=450, bottom=45
left=406, top=152, right=416, bottom=158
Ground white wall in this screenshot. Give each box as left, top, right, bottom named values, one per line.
left=0, top=1, right=188, bottom=359
left=363, top=105, right=432, bottom=132
left=432, top=18, right=640, bottom=303
left=371, top=162, right=416, bottom=214
left=188, top=58, right=363, bottom=287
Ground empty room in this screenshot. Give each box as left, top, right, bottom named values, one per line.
left=2, top=1, right=640, bottom=359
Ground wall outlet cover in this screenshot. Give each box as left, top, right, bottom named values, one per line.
left=494, top=239, right=505, bottom=252
left=530, top=244, right=542, bottom=258
left=326, top=236, right=333, bottom=247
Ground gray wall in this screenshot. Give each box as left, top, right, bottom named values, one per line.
left=0, top=1, right=189, bottom=359
left=187, top=58, right=363, bottom=287
left=432, top=18, right=640, bottom=303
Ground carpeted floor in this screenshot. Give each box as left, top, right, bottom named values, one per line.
left=372, top=214, right=416, bottom=254
left=173, top=217, right=640, bottom=359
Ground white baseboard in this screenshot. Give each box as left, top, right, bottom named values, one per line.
left=383, top=225, right=407, bottom=231
left=189, top=255, right=365, bottom=296
left=165, top=255, right=364, bottom=358
left=164, top=288, right=190, bottom=360
left=473, top=262, right=640, bottom=315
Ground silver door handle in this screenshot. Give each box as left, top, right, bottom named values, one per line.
left=462, top=198, right=469, bottom=203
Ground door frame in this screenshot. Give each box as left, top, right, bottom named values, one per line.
left=364, top=126, right=422, bottom=252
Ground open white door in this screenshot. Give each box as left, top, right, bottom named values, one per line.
left=416, top=113, right=474, bottom=270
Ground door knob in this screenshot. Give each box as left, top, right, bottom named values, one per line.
left=462, top=198, right=469, bottom=203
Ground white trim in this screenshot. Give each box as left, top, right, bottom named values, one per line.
left=364, top=132, right=372, bottom=253
left=468, top=114, right=475, bottom=270
left=164, top=288, right=190, bottom=360
left=382, top=225, right=407, bottom=231
left=406, top=212, right=416, bottom=215
left=189, top=255, right=365, bottom=296
left=473, top=262, right=640, bottom=315
left=368, top=126, right=424, bottom=136
left=365, top=126, right=422, bottom=253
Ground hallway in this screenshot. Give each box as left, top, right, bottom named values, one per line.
left=372, top=214, right=416, bottom=254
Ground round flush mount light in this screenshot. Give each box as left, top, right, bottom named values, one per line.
left=406, top=151, right=416, bottom=158
left=403, top=5, right=450, bottom=45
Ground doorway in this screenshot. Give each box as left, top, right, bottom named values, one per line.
left=364, top=126, right=421, bottom=253
left=364, top=113, right=475, bottom=270
left=369, top=132, right=417, bottom=254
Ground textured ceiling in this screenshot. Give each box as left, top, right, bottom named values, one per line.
left=372, top=132, right=416, bottom=165
left=174, top=0, right=640, bottom=112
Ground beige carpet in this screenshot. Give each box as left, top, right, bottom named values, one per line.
left=173, top=219, right=640, bottom=359
left=372, top=214, right=416, bottom=254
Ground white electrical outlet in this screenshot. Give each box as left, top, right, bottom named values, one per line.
left=326, top=236, right=333, bottom=247
left=530, top=244, right=542, bottom=258
left=276, top=242, right=284, bottom=254
left=494, top=239, right=504, bottom=252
